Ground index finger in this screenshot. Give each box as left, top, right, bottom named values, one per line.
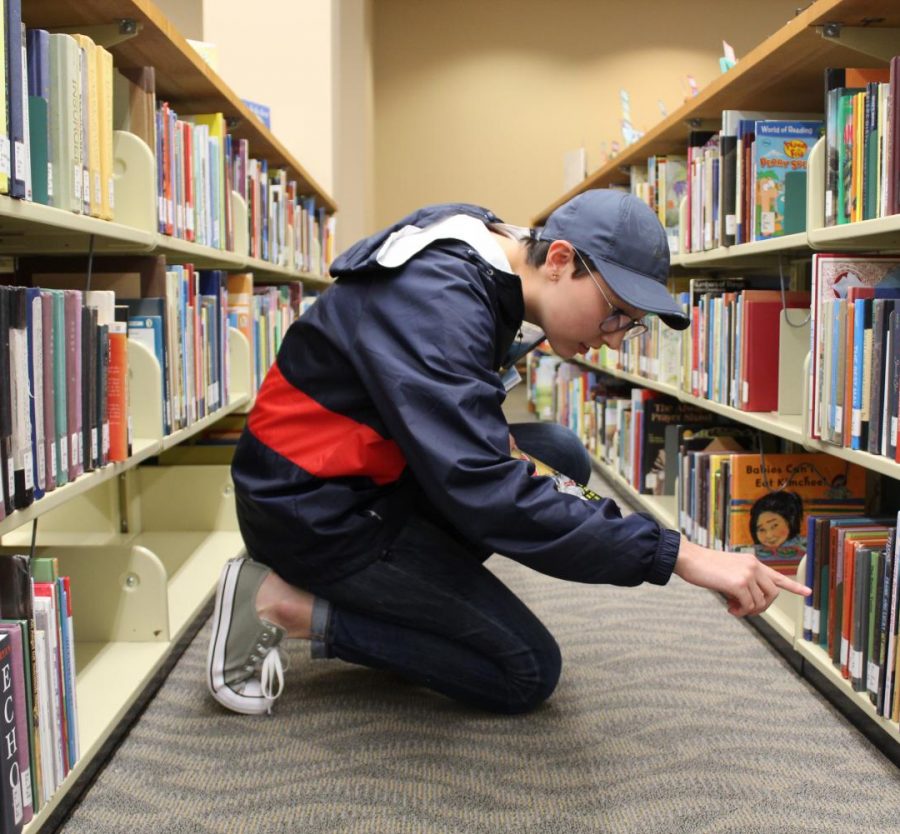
left=771, top=570, right=811, bottom=597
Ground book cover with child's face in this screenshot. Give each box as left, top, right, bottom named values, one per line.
left=727, top=453, right=867, bottom=572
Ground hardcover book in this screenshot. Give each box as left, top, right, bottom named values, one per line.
left=727, top=453, right=868, bottom=574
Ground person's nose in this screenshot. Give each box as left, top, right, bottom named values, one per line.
left=598, top=330, right=627, bottom=350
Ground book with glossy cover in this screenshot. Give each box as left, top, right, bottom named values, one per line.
left=727, top=453, right=868, bottom=575
left=752, top=120, right=822, bottom=241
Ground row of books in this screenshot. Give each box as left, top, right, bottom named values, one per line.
left=824, top=62, right=900, bottom=227
left=2, top=19, right=115, bottom=215
left=0, top=553, right=79, bottom=832
left=124, top=74, right=334, bottom=274
left=803, top=513, right=900, bottom=721
left=0, top=283, right=129, bottom=518
left=0, top=13, right=336, bottom=277
left=0, top=257, right=311, bottom=521
left=810, top=253, right=900, bottom=460
left=586, top=274, right=810, bottom=413
left=630, top=110, right=823, bottom=254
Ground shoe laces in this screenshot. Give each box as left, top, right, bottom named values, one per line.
left=259, top=645, right=286, bottom=715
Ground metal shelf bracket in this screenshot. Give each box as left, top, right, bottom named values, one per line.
left=817, top=23, right=900, bottom=62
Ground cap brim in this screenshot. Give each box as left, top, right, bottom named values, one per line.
left=594, top=257, right=690, bottom=330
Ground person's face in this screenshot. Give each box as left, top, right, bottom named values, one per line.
left=755, top=511, right=791, bottom=548
left=540, top=245, right=647, bottom=360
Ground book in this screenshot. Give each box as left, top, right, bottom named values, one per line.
left=5, top=0, right=26, bottom=200
left=738, top=289, right=811, bottom=412
left=25, top=29, right=50, bottom=206
left=48, top=33, right=82, bottom=213
left=0, top=632, right=23, bottom=833
left=751, top=120, right=823, bottom=241
left=0, top=553, right=41, bottom=810
left=8, top=287, right=33, bottom=509
left=0, top=622, right=32, bottom=824
left=0, top=286, right=12, bottom=516
left=727, top=453, right=868, bottom=574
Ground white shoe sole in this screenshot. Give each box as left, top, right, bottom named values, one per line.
left=207, top=558, right=275, bottom=716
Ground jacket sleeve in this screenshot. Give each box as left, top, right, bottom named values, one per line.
left=351, top=256, right=680, bottom=586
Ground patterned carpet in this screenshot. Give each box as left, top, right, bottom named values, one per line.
left=58, top=390, right=900, bottom=833
left=59, top=543, right=900, bottom=833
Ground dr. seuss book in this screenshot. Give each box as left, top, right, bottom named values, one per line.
left=727, top=452, right=867, bottom=574
left=752, top=120, right=823, bottom=241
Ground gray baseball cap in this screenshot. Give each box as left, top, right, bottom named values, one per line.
left=536, top=189, right=690, bottom=330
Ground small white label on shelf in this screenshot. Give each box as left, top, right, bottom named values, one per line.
left=49, top=440, right=57, bottom=478
left=803, top=605, right=813, bottom=631
left=0, top=137, right=10, bottom=175
left=14, top=142, right=25, bottom=181
left=109, top=178, right=115, bottom=210
left=840, top=637, right=849, bottom=668
left=47, top=162, right=53, bottom=197
left=23, top=450, right=33, bottom=490
left=834, top=406, right=843, bottom=435
left=867, top=661, right=880, bottom=693
left=825, top=191, right=833, bottom=219
left=811, top=610, right=819, bottom=634
left=725, top=215, right=736, bottom=236
left=849, top=648, right=862, bottom=681
left=851, top=409, right=862, bottom=437
left=94, top=172, right=101, bottom=206
left=892, top=416, right=899, bottom=443
left=742, top=380, right=748, bottom=404
left=59, top=439, right=67, bottom=473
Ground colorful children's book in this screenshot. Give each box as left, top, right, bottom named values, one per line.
left=727, top=453, right=868, bottom=574
left=752, top=120, right=823, bottom=241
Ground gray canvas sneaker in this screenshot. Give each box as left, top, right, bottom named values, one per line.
left=208, top=555, right=286, bottom=715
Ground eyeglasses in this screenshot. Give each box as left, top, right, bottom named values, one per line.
left=573, top=249, right=648, bottom=340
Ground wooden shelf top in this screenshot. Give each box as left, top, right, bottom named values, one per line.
left=24, top=0, right=337, bottom=214
left=532, top=0, right=900, bottom=224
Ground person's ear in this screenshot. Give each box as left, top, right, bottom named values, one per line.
left=545, top=241, right=574, bottom=280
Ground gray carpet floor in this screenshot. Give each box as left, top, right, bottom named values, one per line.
left=59, top=391, right=900, bottom=833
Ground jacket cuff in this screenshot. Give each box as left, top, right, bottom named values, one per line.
left=645, top=525, right=681, bottom=586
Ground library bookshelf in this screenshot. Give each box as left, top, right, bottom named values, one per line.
left=0, top=1, right=337, bottom=830
left=532, top=0, right=900, bottom=754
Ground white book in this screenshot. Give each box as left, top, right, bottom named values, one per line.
left=32, top=596, right=64, bottom=789
left=31, top=628, right=56, bottom=800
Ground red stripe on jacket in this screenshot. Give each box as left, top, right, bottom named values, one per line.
left=248, top=363, right=407, bottom=486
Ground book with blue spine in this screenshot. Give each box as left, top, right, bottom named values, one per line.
left=752, top=119, right=823, bottom=241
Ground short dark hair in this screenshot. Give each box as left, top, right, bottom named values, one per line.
left=749, top=490, right=804, bottom=544
left=524, top=236, right=593, bottom=278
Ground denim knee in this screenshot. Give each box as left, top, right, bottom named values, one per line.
left=500, top=634, right=562, bottom=715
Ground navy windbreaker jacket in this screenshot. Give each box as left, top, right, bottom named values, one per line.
left=231, top=203, right=681, bottom=587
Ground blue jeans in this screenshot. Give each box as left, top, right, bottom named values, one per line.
left=306, top=422, right=590, bottom=714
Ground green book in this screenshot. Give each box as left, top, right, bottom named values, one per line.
left=27, top=97, right=49, bottom=205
